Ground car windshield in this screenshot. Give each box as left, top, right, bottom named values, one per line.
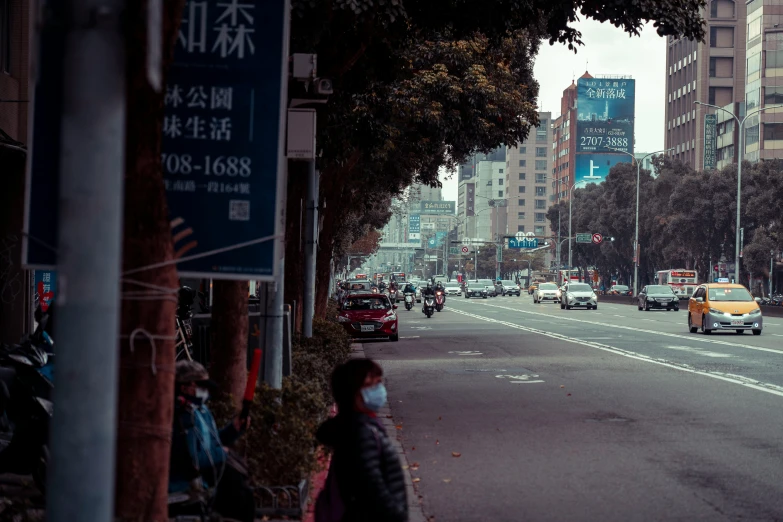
left=613, top=285, right=629, bottom=291
left=646, top=285, right=673, bottom=293
left=478, top=280, right=493, bottom=285
left=568, top=284, right=593, bottom=292
left=539, top=283, right=558, bottom=290
left=708, top=288, right=753, bottom=302
left=343, top=297, right=390, bottom=310
left=501, top=280, right=515, bottom=285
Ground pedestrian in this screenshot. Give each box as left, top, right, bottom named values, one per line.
left=169, top=360, right=256, bottom=522
left=315, top=359, right=408, bottom=522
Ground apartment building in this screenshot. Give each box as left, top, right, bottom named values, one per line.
left=456, top=147, right=505, bottom=241
left=503, top=111, right=553, bottom=238
left=665, top=0, right=747, bottom=169
left=552, top=80, right=579, bottom=201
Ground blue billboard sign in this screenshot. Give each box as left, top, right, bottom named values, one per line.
left=408, top=214, right=421, bottom=244
left=161, top=0, right=289, bottom=279
left=574, top=154, right=632, bottom=185
left=576, top=78, right=635, bottom=154
left=427, top=231, right=448, bottom=248
left=508, top=238, right=538, bottom=249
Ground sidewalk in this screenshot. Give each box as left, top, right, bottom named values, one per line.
left=304, top=343, right=429, bottom=522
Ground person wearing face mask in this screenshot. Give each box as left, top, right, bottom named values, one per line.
left=315, top=359, right=408, bottom=522
left=169, top=360, right=255, bottom=522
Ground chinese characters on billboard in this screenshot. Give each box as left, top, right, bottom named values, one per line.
left=465, top=184, right=475, bottom=217
left=574, top=154, right=632, bottom=185
left=420, top=201, right=456, bottom=215
left=408, top=214, right=421, bottom=244
left=704, top=114, right=717, bottom=170
left=576, top=78, right=635, bottom=155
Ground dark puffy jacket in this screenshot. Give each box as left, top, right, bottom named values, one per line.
left=317, top=412, right=408, bottom=522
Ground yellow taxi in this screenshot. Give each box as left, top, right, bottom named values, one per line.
left=688, top=283, right=762, bottom=335
left=528, top=282, right=539, bottom=295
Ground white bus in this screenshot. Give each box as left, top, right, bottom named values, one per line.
left=656, top=269, right=698, bottom=298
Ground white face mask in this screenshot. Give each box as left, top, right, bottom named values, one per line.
left=195, top=387, right=210, bottom=402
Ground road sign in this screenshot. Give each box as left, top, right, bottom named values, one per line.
left=461, top=246, right=469, bottom=253
left=515, top=231, right=525, bottom=240
left=576, top=233, right=592, bottom=244
left=592, top=233, right=603, bottom=244
left=449, top=247, right=459, bottom=255
left=508, top=238, right=539, bottom=249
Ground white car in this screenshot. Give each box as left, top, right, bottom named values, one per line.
left=444, top=285, right=461, bottom=296
left=560, top=282, right=598, bottom=310
left=533, top=282, right=560, bottom=304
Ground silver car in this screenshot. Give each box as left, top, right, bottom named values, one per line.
left=560, top=282, right=598, bottom=310
left=534, top=282, right=560, bottom=304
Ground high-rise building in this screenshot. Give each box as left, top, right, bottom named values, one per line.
left=552, top=78, right=581, bottom=202
left=504, top=111, right=553, bottom=238
left=665, top=0, right=747, bottom=169
left=456, top=147, right=505, bottom=241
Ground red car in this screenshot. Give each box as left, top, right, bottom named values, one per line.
left=337, top=293, right=399, bottom=342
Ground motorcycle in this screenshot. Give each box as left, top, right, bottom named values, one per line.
left=423, top=296, right=435, bottom=318
left=435, top=291, right=445, bottom=312
left=388, top=289, right=398, bottom=304
left=404, top=292, right=414, bottom=311
left=0, top=306, right=55, bottom=493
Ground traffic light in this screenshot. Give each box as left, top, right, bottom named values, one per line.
left=714, top=265, right=719, bottom=272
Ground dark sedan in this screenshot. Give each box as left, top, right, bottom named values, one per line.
left=638, top=285, right=679, bottom=311
left=464, top=282, right=488, bottom=299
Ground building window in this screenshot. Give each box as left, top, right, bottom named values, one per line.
left=518, top=173, right=526, bottom=180
left=517, top=212, right=526, bottom=219
left=535, top=147, right=547, bottom=157
left=517, top=225, right=525, bottom=232
left=763, top=123, right=783, bottom=140
left=534, top=160, right=547, bottom=170
left=518, top=186, right=526, bottom=193
left=536, top=128, right=547, bottom=142
left=518, top=199, right=525, bottom=206
left=747, top=88, right=759, bottom=111
left=747, top=53, right=761, bottom=76
left=519, top=146, right=526, bottom=154
left=535, top=187, right=546, bottom=197
left=709, top=87, right=717, bottom=105
left=534, top=199, right=546, bottom=209
left=498, top=169, right=504, bottom=173
left=765, top=86, right=783, bottom=105
left=535, top=173, right=546, bottom=183
left=767, top=50, right=783, bottom=69
left=710, top=26, right=734, bottom=48
left=748, top=17, right=761, bottom=42
left=519, top=160, right=526, bottom=167
left=534, top=213, right=546, bottom=223
left=535, top=226, right=546, bottom=236
left=0, top=0, right=9, bottom=74
left=498, top=178, right=503, bottom=186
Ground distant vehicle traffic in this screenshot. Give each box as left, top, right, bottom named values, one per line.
left=496, top=280, right=520, bottom=296
left=464, top=281, right=488, bottom=299
left=637, top=285, right=679, bottom=311
left=534, top=283, right=560, bottom=304
left=688, top=283, right=761, bottom=335
left=444, top=284, right=461, bottom=296
left=657, top=269, right=699, bottom=299
left=609, top=285, right=631, bottom=296
left=560, top=282, right=598, bottom=310
left=478, top=279, right=497, bottom=297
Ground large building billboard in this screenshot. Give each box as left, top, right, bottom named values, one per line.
left=465, top=184, right=475, bottom=217
left=421, top=200, right=456, bottom=215
left=575, top=154, right=632, bottom=185
left=576, top=78, right=635, bottom=155
left=704, top=114, right=717, bottom=169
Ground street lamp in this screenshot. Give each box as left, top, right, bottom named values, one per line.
left=605, top=146, right=673, bottom=297
left=567, top=180, right=588, bottom=273
left=694, top=100, right=783, bottom=284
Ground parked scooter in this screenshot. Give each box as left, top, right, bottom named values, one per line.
left=0, top=306, right=55, bottom=493
left=423, top=296, right=435, bottom=318
left=435, top=290, right=445, bottom=312
left=404, top=292, right=414, bottom=311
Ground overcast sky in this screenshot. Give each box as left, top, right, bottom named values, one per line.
left=440, top=19, right=666, bottom=202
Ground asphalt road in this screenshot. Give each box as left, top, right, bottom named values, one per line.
left=362, top=295, right=783, bottom=521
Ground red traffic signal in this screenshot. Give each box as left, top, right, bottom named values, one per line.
left=713, top=265, right=719, bottom=271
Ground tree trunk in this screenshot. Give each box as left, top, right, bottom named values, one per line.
left=284, top=161, right=307, bottom=332
left=314, top=168, right=347, bottom=318
left=209, top=280, right=249, bottom=407
left=115, top=0, right=184, bottom=519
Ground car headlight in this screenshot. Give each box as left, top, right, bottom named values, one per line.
left=750, top=308, right=762, bottom=315
left=591, top=293, right=597, bottom=299
left=708, top=308, right=725, bottom=315
left=383, top=313, right=397, bottom=322
left=337, top=315, right=351, bottom=323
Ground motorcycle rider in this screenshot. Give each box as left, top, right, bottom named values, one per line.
left=434, top=280, right=446, bottom=303
left=421, top=282, right=436, bottom=313
left=402, top=281, right=416, bottom=295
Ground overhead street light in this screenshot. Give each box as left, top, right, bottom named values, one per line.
left=694, top=100, right=783, bottom=284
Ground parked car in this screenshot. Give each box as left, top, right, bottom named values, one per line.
left=560, top=282, right=598, bottom=310
left=464, top=281, right=488, bottom=299
left=495, top=280, right=521, bottom=296
left=336, top=293, right=399, bottom=341
left=637, top=285, right=679, bottom=311
left=533, top=282, right=560, bottom=304
left=688, top=283, right=762, bottom=335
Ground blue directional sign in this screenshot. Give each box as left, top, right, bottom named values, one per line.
left=508, top=238, right=539, bottom=249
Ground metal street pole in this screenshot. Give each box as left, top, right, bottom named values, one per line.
left=47, top=0, right=125, bottom=518
left=771, top=250, right=775, bottom=297
left=303, top=162, right=318, bottom=338
left=695, top=101, right=783, bottom=285
left=567, top=181, right=581, bottom=271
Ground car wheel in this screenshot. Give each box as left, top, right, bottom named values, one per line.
left=560, top=303, right=565, bottom=310
left=483, top=295, right=487, bottom=299
left=753, top=329, right=762, bottom=336
left=674, top=307, right=679, bottom=312
left=566, top=304, right=572, bottom=310
left=593, top=305, right=598, bottom=310
left=390, top=333, right=399, bottom=342
left=702, top=317, right=711, bottom=335
left=688, top=314, right=698, bottom=333
left=644, top=301, right=650, bottom=311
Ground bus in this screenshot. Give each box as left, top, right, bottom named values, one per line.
left=656, top=269, right=698, bottom=298
left=391, top=272, right=407, bottom=283
left=355, top=273, right=368, bottom=280
left=558, top=269, right=595, bottom=284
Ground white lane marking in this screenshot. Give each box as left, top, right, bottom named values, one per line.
left=662, top=345, right=734, bottom=358
left=449, top=308, right=783, bottom=398
left=448, top=350, right=483, bottom=356
left=400, top=336, right=420, bottom=339
left=510, top=380, right=546, bottom=384
left=474, top=302, right=783, bottom=356
left=496, top=374, right=546, bottom=384
left=410, top=326, right=432, bottom=330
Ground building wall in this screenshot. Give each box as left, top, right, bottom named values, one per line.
left=553, top=83, right=578, bottom=203
left=665, top=0, right=747, bottom=169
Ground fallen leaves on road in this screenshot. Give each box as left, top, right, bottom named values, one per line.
left=436, top=439, right=439, bottom=445
left=412, top=478, right=421, bottom=483
left=386, top=414, right=394, bottom=418
left=560, top=385, right=565, bottom=388
left=567, top=393, right=572, bottom=396
left=438, top=416, right=442, bottom=420
left=451, top=452, right=461, bottom=458
left=395, top=425, right=403, bottom=430
left=443, top=479, right=452, bottom=483
left=410, top=463, right=420, bottom=471
left=402, top=465, right=409, bottom=470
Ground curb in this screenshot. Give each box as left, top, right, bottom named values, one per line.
left=352, top=343, right=428, bottom=522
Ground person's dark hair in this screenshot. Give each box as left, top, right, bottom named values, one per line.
left=331, top=359, right=383, bottom=411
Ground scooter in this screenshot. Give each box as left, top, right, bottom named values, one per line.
left=435, top=291, right=445, bottom=312
left=0, top=306, right=55, bottom=493
left=404, top=292, right=414, bottom=311
left=423, top=296, right=435, bottom=318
